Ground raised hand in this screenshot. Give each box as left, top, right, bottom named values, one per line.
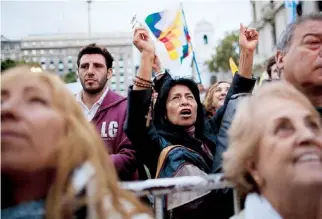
left=152, top=55, right=161, bottom=73
left=133, top=27, right=155, bottom=55
left=239, top=24, right=259, bottom=53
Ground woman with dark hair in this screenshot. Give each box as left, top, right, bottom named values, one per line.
left=125, top=24, right=258, bottom=219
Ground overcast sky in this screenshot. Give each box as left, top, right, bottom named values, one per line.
left=1, top=0, right=252, bottom=43
left=1, top=0, right=253, bottom=83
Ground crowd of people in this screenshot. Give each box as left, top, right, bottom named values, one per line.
left=1, top=12, right=321, bottom=219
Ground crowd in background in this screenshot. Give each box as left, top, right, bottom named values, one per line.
left=1, top=13, right=322, bottom=219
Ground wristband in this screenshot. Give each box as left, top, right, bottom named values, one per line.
left=155, top=68, right=166, bottom=78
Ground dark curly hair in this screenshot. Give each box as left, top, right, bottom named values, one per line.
left=77, top=43, right=114, bottom=69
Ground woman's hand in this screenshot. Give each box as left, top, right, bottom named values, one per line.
left=133, top=27, right=155, bottom=90
left=133, top=27, right=155, bottom=55
left=239, top=24, right=259, bottom=53
left=238, top=24, right=259, bottom=78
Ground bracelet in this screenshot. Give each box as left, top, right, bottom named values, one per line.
left=135, top=75, right=152, bottom=84
left=133, top=79, right=152, bottom=88
left=134, top=81, right=151, bottom=88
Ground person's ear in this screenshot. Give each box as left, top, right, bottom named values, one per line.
left=275, top=50, right=285, bottom=76
left=245, top=159, right=265, bottom=188
left=107, top=68, right=113, bottom=80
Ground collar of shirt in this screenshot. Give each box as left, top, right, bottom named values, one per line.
left=76, top=87, right=109, bottom=120
left=244, top=193, right=282, bottom=219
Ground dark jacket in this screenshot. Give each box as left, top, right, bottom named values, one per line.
left=92, top=90, right=137, bottom=181
left=125, top=73, right=255, bottom=177
left=124, top=73, right=255, bottom=219
left=213, top=93, right=250, bottom=173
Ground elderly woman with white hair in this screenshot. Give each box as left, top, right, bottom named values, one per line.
left=223, top=81, right=322, bottom=219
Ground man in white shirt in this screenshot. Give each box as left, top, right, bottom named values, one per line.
left=76, top=85, right=109, bottom=121
left=76, top=43, right=138, bottom=181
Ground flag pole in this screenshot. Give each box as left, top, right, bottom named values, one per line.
left=180, top=2, right=202, bottom=84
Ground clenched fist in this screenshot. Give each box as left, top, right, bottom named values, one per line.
left=239, top=24, right=259, bottom=53
left=133, top=27, right=155, bottom=55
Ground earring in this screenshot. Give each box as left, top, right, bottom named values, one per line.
left=253, top=174, right=264, bottom=187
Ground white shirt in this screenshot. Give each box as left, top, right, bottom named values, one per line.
left=76, top=87, right=109, bottom=121
left=244, top=193, right=282, bottom=219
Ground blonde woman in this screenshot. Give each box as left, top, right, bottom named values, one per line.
left=1, top=66, right=152, bottom=219
left=203, top=81, right=231, bottom=118
left=223, top=81, right=322, bottom=219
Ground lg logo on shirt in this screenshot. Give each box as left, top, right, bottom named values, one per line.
left=101, top=121, right=118, bottom=138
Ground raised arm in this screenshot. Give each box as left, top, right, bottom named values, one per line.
left=238, top=23, right=258, bottom=79
left=124, top=27, right=162, bottom=176
left=133, top=27, right=155, bottom=90
left=208, top=24, right=259, bottom=131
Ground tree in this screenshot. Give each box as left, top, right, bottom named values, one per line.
left=62, top=71, right=77, bottom=83
left=206, top=31, right=239, bottom=73
left=1, top=59, right=41, bottom=72
left=1, top=59, right=18, bottom=72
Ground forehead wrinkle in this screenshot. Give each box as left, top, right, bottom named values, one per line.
left=171, top=91, right=193, bottom=96
left=21, top=78, right=53, bottom=99
left=295, top=21, right=322, bottom=38
left=24, top=86, right=42, bottom=93
left=255, top=98, right=312, bottom=123
left=80, top=54, right=105, bottom=63
left=81, top=60, right=105, bottom=64
left=270, top=110, right=313, bottom=125
left=3, top=76, right=44, bottom=91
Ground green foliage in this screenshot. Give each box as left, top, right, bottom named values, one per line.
left=62, top=71, right=77, bottom=83
left=1, top=59, right=41, bottom=72
left=1, top=59, right=18, bottom=72
left=1, top=59, right=78, bottom=84
left=206, top=31, right=239, bottom=73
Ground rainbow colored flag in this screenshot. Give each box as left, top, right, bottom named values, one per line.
left=145, top=8, right=191, bottom=63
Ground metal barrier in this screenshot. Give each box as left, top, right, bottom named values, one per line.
left=121, top=174, right=240, bottom=219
